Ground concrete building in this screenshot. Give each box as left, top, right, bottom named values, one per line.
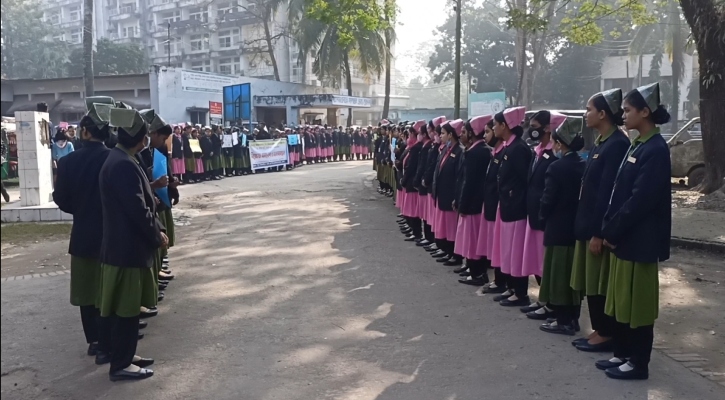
left=600, top=53, right=695, bottom=121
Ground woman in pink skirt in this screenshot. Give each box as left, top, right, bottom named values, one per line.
left=491, top=107, right=533, bottom=307
left=400, top=121, right=426, bottom=241
left=412, top=121, right=434, bottom=248
left=422, top=117, right=446, bottom=254
left=455, top=115, right=494, bottom=286
left=430, top=119, right=465, bottom=266
left=170, top=126, right=185, bottom=183
left=519, top=111, right=567, bottom=317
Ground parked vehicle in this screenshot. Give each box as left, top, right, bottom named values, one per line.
left=668, top=117, right=705, bottom=188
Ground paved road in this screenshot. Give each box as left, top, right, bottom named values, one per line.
left=1, top=161, right=722, bottom=400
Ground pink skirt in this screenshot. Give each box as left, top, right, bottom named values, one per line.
left=171, top=158, right=185, bottom=175
left=454, top=213, right=481, bottom=259
left=498, top=217, right=528, bottom=275
left=401, top=191, right=419, bottom=218
left=417, top=194, right=428, bottom=220
left=490, top=208, right=503, bottom=267
left=514, top=222, right=545, bottom=277
left=474, top=217, right=495, bottom=258
left=396, top=189, right=405, bottom=209
left=362, top=146, right=369, bottom=155
left=426, top=194, right=436, bottom=223
left=195, top=159, right=204, bottom=173
left=434, top=209, right=458, bottom=240
left=305, top=148, right=314, bottom=158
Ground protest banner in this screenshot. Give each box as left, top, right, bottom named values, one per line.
left=249, top=138, right=289, bottom=170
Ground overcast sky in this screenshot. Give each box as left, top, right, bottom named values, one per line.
left=395, top=0, right=449, bottom=82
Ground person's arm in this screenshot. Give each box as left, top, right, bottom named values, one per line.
left=592, top=139, right=630, bottom=238
left=109, top=162, right=163, bottom=248
left=538, top=165, right=560, bottom=223
left=52, top=157, right=74, bottom=214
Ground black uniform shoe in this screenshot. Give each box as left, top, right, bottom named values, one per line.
left=605, top=364, right=648, bottom=380
left=539, top=322, right=576, bottom=336
left=575, top=340, right=613, bottom=353
left=416, top=240, right=431, bottom=247
left=404, top=235, right=418, bottom=242
left=138, top=332, right=145, bottom=340
left=458, top=270, right=471, bottom=277
left=87, top=343, right=99, bottom=356
left=453, top=265, right=468, bottom=274
left=519, top=302, right=544, bottom=313
left=458, top=277, right=487, bottom=286
left=424, top=245, right=437, bottom=252
left=400, top=228, right=412, bottom=235
left=159, top=283, right=168, bottom=291
left=132, top=357, right=155, bottom=368
left=571, top=337, right=588, bottom=346
left=139, top=320, right=148, bottom=330
left=140, top=307, right=158, bottom=319
left=500, top=296, right=531, bottom=307
left=596, top=358, right=627, bottom=371
left=95, top=352, right=111, bottom=365
left=526, top=308, right=555, bottom=320
left=493, top=292, right=513, bottom=302
left=431, top=250, right=447, bottom=258
left=109, top=368, right=154, bottom=382
left=158, top=273, right=174, bottom=281
left=157, top=292, right=165, bottom=302
left=443, top=259, right=462, bottom=266
left=483, top=285, right=507, bottom=294
left=436, top=256, right=451, bottom=263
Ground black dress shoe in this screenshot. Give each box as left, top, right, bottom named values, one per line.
left=159, top=283, right=168, bottom=291
left=400, top=229, right=412, bottom=235
left=132, top=357, right=155, bottom=368
left=443, top=259, right=462, bottom=266
left=500, top=296, right=531, bottom=307
left=436, top=256, right=451, bottom=263
left=458, top=277, right=487, bottom=286
left=431, top=250, right=446, bottom=258
left=519, top=302, right=543, bottom=313
left=158, top=273, right=174, bottom=281
left=95, top=352, right=111, bottom=365
left=596, top=358, right=627, bottom=371
left=493, top=292, right=513, bottom=302
left=157, top=292, right=165, bottom=302
left=139, top=308, right=158, bottom=319
left=575, top=340, right=613, bottom=353
left=424, top=246, right=437, bottom=252
left=573, top=319, right=581, bottom=332
left=483, top=285, right=507, bottom=294
left=138, top=332, right=145, bottom=340
left=139, top=320, right=148, bottom=330
left=571, top=337, right=588, bottom=347
left=539, top=322, right=576, bottom=336
left=87, top=343, right=99, bottom=356
left=109, top=368, right=154, bottom=382
left=605, top=364, right=648, bottom=380
left=416, top=240, right=431, bottom=247
left=526, top=308, right=555, bottom=320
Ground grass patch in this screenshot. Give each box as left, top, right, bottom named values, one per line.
left=1, top=222, right=71, bottom=244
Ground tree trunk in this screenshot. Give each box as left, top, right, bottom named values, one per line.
left=382, top=31, right=391, bottom=120
left=679, top=0, right=725, bottom=193
left=343, top=51, right=353, bottom=127
left=83, top=0, right=94, bottom=96
left=263, top=7, right=281, bottom=81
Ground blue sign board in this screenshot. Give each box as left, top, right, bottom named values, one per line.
left=468, top=91, right=507, bottom=117
left=223, top=83, right=251, bottom=126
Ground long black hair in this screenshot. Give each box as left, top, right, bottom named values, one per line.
left=494, top=111, right=524, bottom=136
left=624, top=89, right=671, bottom=125
left=591, top=94, right=625, bottom=126
left=486, top=119, right=498, bottom=147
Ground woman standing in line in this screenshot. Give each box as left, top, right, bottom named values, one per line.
left=413, top=122, right=434, bottom=248
left=170, top=126, right=185, bottom=184
left=597, top=82, right=671, bottom=380
left=570, top=88, right=631, bottom=353
left=491, top=107, right=532, bottom=307
left=400, top=121, right=425, bottom=241
left=424, top=118, right=446, bottom=255
left=455, top=115, right=493, bottom=285
left=432, top=120, right=465, bottom=266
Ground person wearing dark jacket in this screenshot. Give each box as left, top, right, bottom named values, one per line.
left=211, top=126, right=224, bottom=179
left=424, top=120, right=446, bottom=255
left=491, top=107, right=532, bottom=307
left=401, top=121, right=426, bottom=241
left=52, top=107, right=111, bottom=363
left=456, top=115, right=493, bottom=286
left=431, top=120, right=465, bottom=266
left=598, top=83, right=672, bottom=381
left=181, top=126, right=195, bottom=183
left=412, top=121, right=434, bottom=247
left=537, top=116, right=587, bottom=336
left=519, top=111, right=566, bottom=317
left=571, top=88, right=631, bottom=353
left=200, top=128, right=214, bottom=180
left=170, top=127, right=184, bottom=183
left=98, top=109, right=166, bottom=381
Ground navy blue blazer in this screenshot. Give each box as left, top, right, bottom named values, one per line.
left=402, top=141, right=423, bottom=192
left=539, top=152, right=586, bottom=246
left=458, top=141, right=492, bottom=215
left=414, top=141, right=432, bottom=195
left=434, top=143, right=465, bottom=212
left=483, top=148, right=505, bottom=222
left=424, top=144, right=442, bottom=198
left=526, top=146, right=557, bottom=231
left=602, top=131, right=672, bottom=263
left=574, top=129, right=630, bottom=241
left=53, top=141, right=110, bottom=259
left=497, top=136, right=533, bottom=222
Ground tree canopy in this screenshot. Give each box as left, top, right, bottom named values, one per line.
left=68, top=38, right=148, bottom=77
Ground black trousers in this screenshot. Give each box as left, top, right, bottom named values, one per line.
left=493, top=267, right=506, bottom=287
left=549, top=304, right=578, bottom=326
left=79, top=306, right=99, bottom=344
left=587, top=295, right=614, bottom=337
left=468, top=258, right=490, bottom=280
left=406, top=217, right=422, bottom=238
left=507, top=275, right=529, bottom=298
left=423, top=222, right=433, bottom=242
left=613, top=322, right=654, bottom=369
left=106, top=314, right=140, bottom=373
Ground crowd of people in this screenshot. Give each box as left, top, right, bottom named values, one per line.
left=374, top=83, right=672, bottom=381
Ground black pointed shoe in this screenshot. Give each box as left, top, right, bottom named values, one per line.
left=575, top=340, right=613, bottom=353
left=443, top=258, right=462, bottom=267
left=132, top=357, right=155, bottom=368
left=571, top=337, right=588, bottom=347
left=139, top=320, right=148, bottom=330
left=492, top=292, right=513, bottom=302
left=404, top=235, right=418, bottom=242
left=596, top=358, right=627, bottom=371
left=452, top=265, right=468, bottom=274
left=459, top=270, right=471, bottom=277
left=605, top=364, right=648, bottom=380
left=416, top=240, right=431, bottom=247
left=436, top=256, right=452, bottom=263
left=458, top=277, right=487, bottom=286
left=539, top=321, right=576, bottom=336
left=519, top=301, right=544, bottom=313
left=109, top=368, right=154, bottom=382
left=431, top=250, right=447, bottom=258
left=500, top=296, right=531, bottom=307
left=139, top=307, right=158, bottom=319
left=424, top=245, right=438, bottom=252
left=483, top=285, right=507, bottom=294
left=526, top=308, right=555, bottom=320
left=87, top=343, right=99, bottom=356
left=95, top=352, right=111, bottom=365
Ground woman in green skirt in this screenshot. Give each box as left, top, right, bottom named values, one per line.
left=599, top=82, right=672, bottom=380
left=537, top=116, right=586, bottom=335
left=98, top=109, right=167, bottom=381
left=571, top=88, right=631, bottom=352
left=53, top=106, right=112, bottom=361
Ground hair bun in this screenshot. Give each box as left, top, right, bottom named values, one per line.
left=612, top=110, right=625, bottom=126
left=569, top=135, right=585, bottom=152
left=651, top=105, right=671, bottom=125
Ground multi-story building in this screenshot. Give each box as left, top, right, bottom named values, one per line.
left=41, top=0, right=407, bottom=125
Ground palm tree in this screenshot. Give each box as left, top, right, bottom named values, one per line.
left=628, top=0, right=690, bottom=132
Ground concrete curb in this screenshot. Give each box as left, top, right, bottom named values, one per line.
left=671, top=237, right=725, bottom=254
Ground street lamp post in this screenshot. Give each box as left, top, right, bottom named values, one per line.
left=453, top=0, right=462, bottom=119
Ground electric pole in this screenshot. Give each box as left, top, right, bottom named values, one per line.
left=167, top=22, right=171, bottom=67
left=453, top=0, right=462, bottom=119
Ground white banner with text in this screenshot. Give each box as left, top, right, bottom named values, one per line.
left=249, top=139, right=289, bottom=170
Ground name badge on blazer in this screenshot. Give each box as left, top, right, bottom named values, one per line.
left=627, top=156, right=637, bottom=164
left=494, top=159, right=500, bottom=164
left=543, top=153, right=550, bottom=159
left=450, top=154, right=456, bottom=158
left=593, top=154, right=600, bottom=159
left=504, top=155, right=508, bottom=160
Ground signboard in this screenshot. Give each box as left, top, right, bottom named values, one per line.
left=223, top=83, right=252, bottom=128
left=249, top=138, right=289, bottom=170
left=331, top=95, right=373, bottom=108
left=468, top=91, right=507, bottom=117
left=181, top=70, right=235, bottom=93
left=209, top=101, right=223, bottom=119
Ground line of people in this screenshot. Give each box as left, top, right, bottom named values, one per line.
left=301, top=125, right=374, bottom=163
left=376, top=83, right=672, bottom=381
left=53, top=97, right=181, bottom=382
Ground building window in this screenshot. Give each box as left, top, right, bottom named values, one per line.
left=218, top=29, right=239, bottom=49
left=160, top=10, right=181, bottom=24
left=159, top=38, right=179, bottom=54
left=190, top=34, right=209, bottom=51
left=190, top=60, right=211, bottom=72
left=120, top=2, right=137, bottom=13
left=70, top=28, right=82, bottom=44
left=47, top=12, right=61, bottom=25
left=189, top=111, right=207, bottom=125
left=218, top=57, right=239, bottom=75
left=122, top=25, right=138, bottom=38
left=189, top=7, right=209, bottom=23
left=69, top=5, right=81, bottom=21
left=217, top=2, right=236, bottom=15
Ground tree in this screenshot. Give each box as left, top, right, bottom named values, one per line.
left=68, top=38, right=148, bottom=76
left=297, top=0, right=387, bottom=126
left=83, top=0, right=94, bottom=95
left=237, top=0, right=292, bottom=81
left=0, top=0, right=69, bottom=79
left=679, top=0, right=725, bottom=193
left=381, top=0, right=397, bottom=120
left=536, top=43, right=606, bottom=108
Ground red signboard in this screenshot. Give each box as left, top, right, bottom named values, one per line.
left=209, top=101, right=223, bottom=118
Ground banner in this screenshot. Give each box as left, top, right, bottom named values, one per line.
left=249, top=139, right=289, bottom=170
left=468, top=91, right=507, bottom=117
left=153, top=149, right=171, bottom=208
left=188, top=138, right=202, bottom=154
left=209, top=101, right=223, bottom=119
left=181, top=70, right=235, bottom=93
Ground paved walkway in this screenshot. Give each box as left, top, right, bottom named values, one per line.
left=671, top=208, right=725, bottom=244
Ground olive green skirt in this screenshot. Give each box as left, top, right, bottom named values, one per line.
left=242, top=152, right=251, bottom=168
left=223, top=154, right=235, bottom=169
left=211, top=155, right=222, bottom=170
left=204, top=158, right=214, bottom=172
left=539, top=246, right=581, bottom=306
left=340, top=145, right=350, bottom=155
left=70, top=256, right=101, bottom=307
left=184, top=157, right=196, bottom=173
left=233, top=156, right=244, bottom=169
left=570, top=240, right=611, bottom=296
left=157, top=208, right=175, bottom=248
left=97, top=264, right=157, bottom=318
left=605, top=254, right=659, bottom=328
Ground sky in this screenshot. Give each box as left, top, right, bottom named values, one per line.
left=395, top=0, right=449, bottom=82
